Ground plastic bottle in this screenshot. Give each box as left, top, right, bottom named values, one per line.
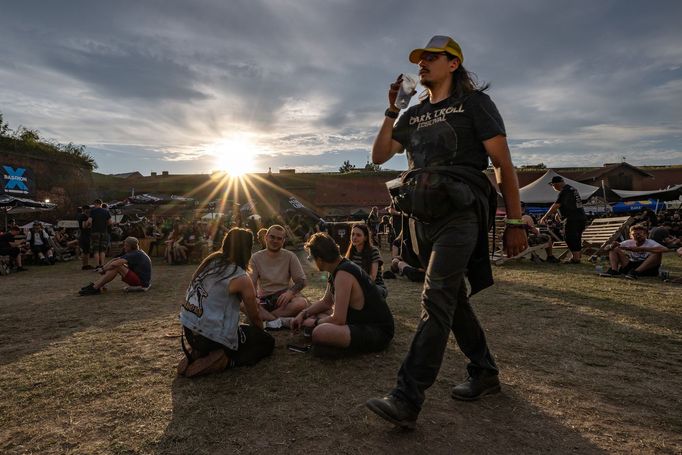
left=595, top=265, right=604, bottom=275
left=395, top=74, right=418, bottom=109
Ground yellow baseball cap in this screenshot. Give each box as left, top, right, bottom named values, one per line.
left=409, top=35, right=464, bottom=64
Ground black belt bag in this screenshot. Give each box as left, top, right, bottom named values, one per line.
left=387, top=168, right=475, bottom=223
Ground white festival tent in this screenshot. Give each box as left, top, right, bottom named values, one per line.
left=519, top=170, right=600, bottom=204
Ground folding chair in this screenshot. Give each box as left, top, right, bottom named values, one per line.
left=551, top=216, right=633, bottom=261
left=489, top=217, right=552, bottom=266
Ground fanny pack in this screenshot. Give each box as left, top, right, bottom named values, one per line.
left=387, top=168, right=474, bottom=223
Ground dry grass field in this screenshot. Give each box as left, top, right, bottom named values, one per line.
left=0, top=251, right=680, bottom=454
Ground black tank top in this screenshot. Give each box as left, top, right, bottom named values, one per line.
left=328, top=259, right=394, bottom=326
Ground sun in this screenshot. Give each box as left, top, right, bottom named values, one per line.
left=210, top=134, right=260, bottom=176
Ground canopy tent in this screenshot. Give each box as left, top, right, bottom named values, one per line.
left=611, top=184, right=682, bottom=202
left=0, top=195, right=57, bottom=230
left=19, top=220, right=54, bottom=229
left=519, top=170, right=600, bottom=204
left=279, top=196, right=324, bottom=223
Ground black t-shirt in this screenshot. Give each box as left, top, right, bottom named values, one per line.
left=122, top=249, right=152, bottom=287
left=556, top=185, right=586, bottom=221
left=89, top=207, right=111, bottom=233
left=392, top=91, right=506, bottom=170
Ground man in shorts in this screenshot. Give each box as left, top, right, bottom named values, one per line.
left=540, top=176, right=587, bottom=264
left=79, top=236, right=152, bottom=295
left=249, top=225, right=307, bottom=328
left=86, top=198, right=112, bottom=272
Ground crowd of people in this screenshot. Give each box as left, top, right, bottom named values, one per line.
left=2, top=34, right=681, bottom=433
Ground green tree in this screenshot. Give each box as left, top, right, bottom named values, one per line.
left=339, top=160, right=356, bottom=173
left=0, top=112, right=10, bottom=137
left=59, top=142, right=98, bottom=170
left=364, top=160, right=382, bottom=172
left=16, top=126, right=41, bottom=144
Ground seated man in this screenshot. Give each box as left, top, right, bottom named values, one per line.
left=292, top=233, right=394, bottom=357
left=249, top=225, right=308, bottom=328
left=522, top=214, right=559, bottom=263
left=0, top=226, right=27, bottom=272
left=650, top=223, right=681, bottom=250
left=600, top=224, right=668, bottom=279
left=389, top=229, right=425, bottom=282
left=79, top=236, right=152, bottom=295
left=26, top=223, right=55, bottom=265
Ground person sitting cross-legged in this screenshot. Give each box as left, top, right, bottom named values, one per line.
left=79, top=236, right=152, bottom=295
left=600, top=224, right=668, bottom=279
left=249, top=225, right=308, bottom=329
left=291, top=233, right=394, bottom=358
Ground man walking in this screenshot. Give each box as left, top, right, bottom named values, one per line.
left=540, top=176, right=587, bottom=264
left=366, top=35, right=527, bottom=429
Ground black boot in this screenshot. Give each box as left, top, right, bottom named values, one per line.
left=451, top=373, right=501, bottom=401
left=366, top=395, right=419, bottom=430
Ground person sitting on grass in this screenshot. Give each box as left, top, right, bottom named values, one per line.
left=178, top=228, right=273, bottom=377
left=345, top=223, right=387, bottom=297
left=79, top=236, right=152, bottom=295
left=249, top=225, right=308, bottom=329
left=388, top=228, right=425, bottom=282
left=600, top=224, right=668, bottom=279
left=291, top=233, right=394, bottom=357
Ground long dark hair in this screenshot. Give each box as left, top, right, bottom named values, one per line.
left=345, top=224, right=373, bottom=273
left=418, top=57, right=489, bottom=102
left=191, top=227, right=253, bottom=281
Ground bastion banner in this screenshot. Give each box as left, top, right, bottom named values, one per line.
left=1, top=165, right=35, bottom=196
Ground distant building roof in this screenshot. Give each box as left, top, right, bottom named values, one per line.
left=577, top=162, right=654, bottom=182
left=110, top=171, right=143, bottom=179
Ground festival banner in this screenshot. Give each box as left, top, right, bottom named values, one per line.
left=1, top=165, right=35, bottom=196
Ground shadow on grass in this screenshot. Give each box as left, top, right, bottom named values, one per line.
left=156, top=364, right=605, bottom=455
left=0, top=260, right=189, bottom=367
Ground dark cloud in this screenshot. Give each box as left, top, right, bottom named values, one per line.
left=0, top=0, right=680, bottom=175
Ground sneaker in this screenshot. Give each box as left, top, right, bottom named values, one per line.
left=451, top=374, right=501, bottom=401
left=624, top=271, right=639, bottom=280
left=94, top=266, right=103, bottom=273
left=79, top=286, right=101, bottom=296
left=81, top=282, right=95, bottom=291
left=562, top=259, right=580, bottom=264
left=264, top=319, right=284, bottom=330
left=366, top=395, right=419, bottom=430
left=82, top=265, right=94, bottom=270
left=599, top=268, right=620, bottom=277
left=545, top=255, right=560, bottom=264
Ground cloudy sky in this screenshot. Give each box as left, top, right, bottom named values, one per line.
left=1, top=0, right=681, bottom=175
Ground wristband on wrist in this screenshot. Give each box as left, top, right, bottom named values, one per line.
left=314, top=316, right=320, bottom=327
left=505, top=218, right=524, bottom=225
left=384, top=108, right=399, bottom=119
left=302, top=310, right=309, bottom=319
